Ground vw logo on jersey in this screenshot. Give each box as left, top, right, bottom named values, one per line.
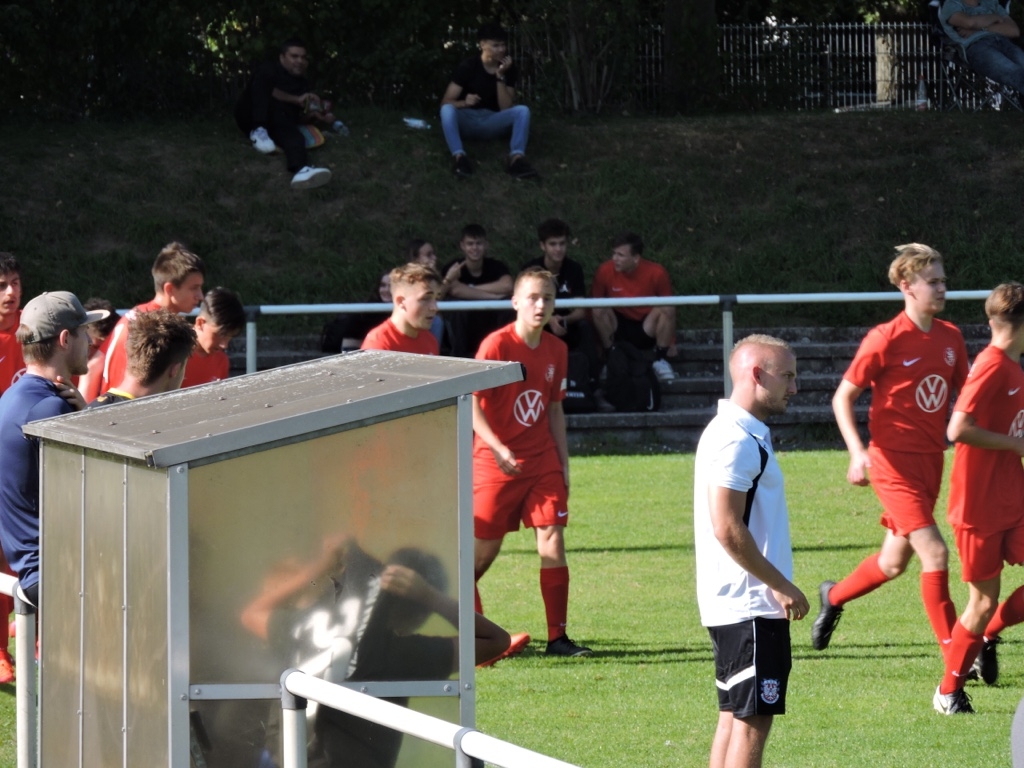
left=514, top=389, right=545, bottom=427
left=1010, top=410, right=1024, bottom=438
left=915, top=374, right=948, bottom=413
left=10, top=367, right=25, bottom=385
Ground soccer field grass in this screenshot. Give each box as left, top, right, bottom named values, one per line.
left=0, top=450, right=1017, bottom=767
left=473, top=451, right=1019, bottom=768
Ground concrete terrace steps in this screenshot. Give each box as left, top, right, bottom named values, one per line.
left=226, top=324, right=993, bottom=454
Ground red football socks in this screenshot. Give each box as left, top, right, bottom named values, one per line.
left=828, top=554, right=889, bottom=606
left=540, top=566, right=570, bottom=641
left=920, top=570, right=956, bottom=646
left=986, top=585, right=1024, bottom=638
left=940, top=620, right=984, bottom=695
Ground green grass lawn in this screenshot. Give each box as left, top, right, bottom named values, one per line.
left=471, top=451, right=1018, bottom=768
left=0, top=451, right=1016, bottom=767
left=5, top=109, right=1024, bottom=334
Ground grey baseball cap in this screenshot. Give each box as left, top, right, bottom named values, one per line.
left=20, top=291, right=111, bottom=344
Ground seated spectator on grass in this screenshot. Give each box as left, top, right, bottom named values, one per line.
left=362, top=264, right=442, bottom=355
left=234, top=37, right=334, bottom=190
left=521, top=218, right=600, bottom=385
left=591, top=232, right=678, bottom=383
left=440, top=224, right=513, bottom=357
left=88, top=310, right=196, bottom=407
left=77, top=298, right=119, bottom=403
left=940, top=0, right=1024, bottom=95
left=320, top=271, right=392, bottom=354
left=181, top=288, right=246, bottom=389
left=439, top=23, right=538, bottom=180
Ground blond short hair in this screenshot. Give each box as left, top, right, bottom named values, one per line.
left=888, top=243, right=942, bottom=288
left=390, top=263, right=441, bottom=293
left=986, top=282, right=1024, bottom=331
left=730, top=334, right=793, bottom=368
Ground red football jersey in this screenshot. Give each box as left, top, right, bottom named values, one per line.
left=844, top=312, right=968, bottom=453
left=0, top=310, right=25, bottom=394
left=473, top=324, right=567, bottom=473
left=101, top=299, right=162, bottom=391
left=181, top=348, right=230, bottom=389
left=947, top=344, right=1024, bottom=533
left=591, top=258, right=672, bottom=322
left=361, top=319, right=439, bottom=355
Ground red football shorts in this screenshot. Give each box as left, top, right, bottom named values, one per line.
left=955, top=524, right=1024, bottom=583
left=868, top=446, right=943, bottom=537
left=474, top=469, right=569, bottom=540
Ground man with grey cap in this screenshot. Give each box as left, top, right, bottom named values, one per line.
left=0, top=291, right=109, bottom=609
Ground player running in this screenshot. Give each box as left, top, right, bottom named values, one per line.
left=934, top=282, right=1024, bottom=714
left=812, top=244, right=968, bottom=663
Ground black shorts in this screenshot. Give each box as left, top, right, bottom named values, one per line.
left=708, top=617, right=791, bottom=718
left=613, top=312, right=655, bottom=350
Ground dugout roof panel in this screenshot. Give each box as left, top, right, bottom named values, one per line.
left=24, top=351, right=523, bottom=468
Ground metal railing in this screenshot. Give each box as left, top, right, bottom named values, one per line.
left=718, top=21, right=947, bottom=110
left=280, top=669, right=579, bottom=768
left=0, top=573, right=37, bottom=768
left=233, top=289, right=991, bottom=395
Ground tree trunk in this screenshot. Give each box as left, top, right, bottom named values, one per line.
left=663, top=0, right=720, bottom=112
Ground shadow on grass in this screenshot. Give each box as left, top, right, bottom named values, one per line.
left=793, top=640, right=941, bottom=661
left=502, top=543, right=691, bottom=556
left=793, top=543, right=882, bottom=553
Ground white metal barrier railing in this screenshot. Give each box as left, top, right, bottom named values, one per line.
left=280, top=669, right=580, bottom=768
left=0, top=572, right=37, bottom=768
left=225, top=289, right=991, bottom=396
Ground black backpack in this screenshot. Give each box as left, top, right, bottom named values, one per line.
left=604, top=342, right=661, bottom=412
left=562, top=349, right=596, bottom=413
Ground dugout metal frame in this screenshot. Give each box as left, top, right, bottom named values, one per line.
left=24, top=351, right=522, bottom=768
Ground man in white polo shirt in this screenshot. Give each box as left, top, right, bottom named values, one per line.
left=694, top=334, right=808, bottom=768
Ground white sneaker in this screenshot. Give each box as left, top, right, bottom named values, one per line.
left=290, top=166, right=331, bottom=190
left=249, top=127, right=276, bottom=154
left=652, top=358, right=676, bottom=382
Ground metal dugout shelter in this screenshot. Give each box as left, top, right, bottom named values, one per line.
left=23, top=351, right=522, bottom=768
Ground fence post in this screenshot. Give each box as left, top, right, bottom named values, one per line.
left=14, top=587, right=36, bottom=768
left=280, top=670, right=307, bottom=768
left=720, top=295, right=736, bottom=397
left=244, top=306, right=260, bottom=375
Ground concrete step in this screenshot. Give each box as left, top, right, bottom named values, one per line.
left=222, top=324, right=994, bottom=454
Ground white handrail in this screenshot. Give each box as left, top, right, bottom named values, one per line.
left=281, top=669, right=580, bottom=768
left=0, top=574, right=38, bottom=768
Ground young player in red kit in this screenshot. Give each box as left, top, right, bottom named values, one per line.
left=812, top=244, right=968, bottom=666
left=473, top=269, right=592, bottom=658
left=181, top=288, right=245, bottom=389
left=361, top=264, right=442, bottom=355
left=0, top=254, right=24, bottom=684
left=101, top=242, right=205, bottom=391
left=934, top=283, right=1024, bottom=714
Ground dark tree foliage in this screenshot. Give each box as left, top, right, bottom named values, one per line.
left=0, top=0, right=480, bottom=117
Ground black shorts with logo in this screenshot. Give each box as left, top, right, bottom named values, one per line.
left=708, top=616, right=791, bottom=718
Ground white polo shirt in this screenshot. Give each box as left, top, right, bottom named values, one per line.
left=694, top=399, right=793, bottom=627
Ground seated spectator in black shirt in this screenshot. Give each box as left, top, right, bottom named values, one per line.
left=235, top=37, right=334, bottom=190
left=440, top=224, right=513, bottom=357
left=521, top=219, right=601, bottom=385
left=439, top=23, right=538, bottom=180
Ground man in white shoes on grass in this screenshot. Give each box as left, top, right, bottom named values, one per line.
left=234, top=37, right=332, bottom=190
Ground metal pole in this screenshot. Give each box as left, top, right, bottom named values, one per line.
left=280, top=669, right=307, bottom=768
left=14, top=588, right=36, bottom=768
left=720, top=296, right=736, bottom=398
left=245, top=306, right=259, bottom=375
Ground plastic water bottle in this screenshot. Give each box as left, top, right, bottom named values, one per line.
left=916, top=74, right=928, bottom=111
left=403, top=117, right=431, bottom=130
